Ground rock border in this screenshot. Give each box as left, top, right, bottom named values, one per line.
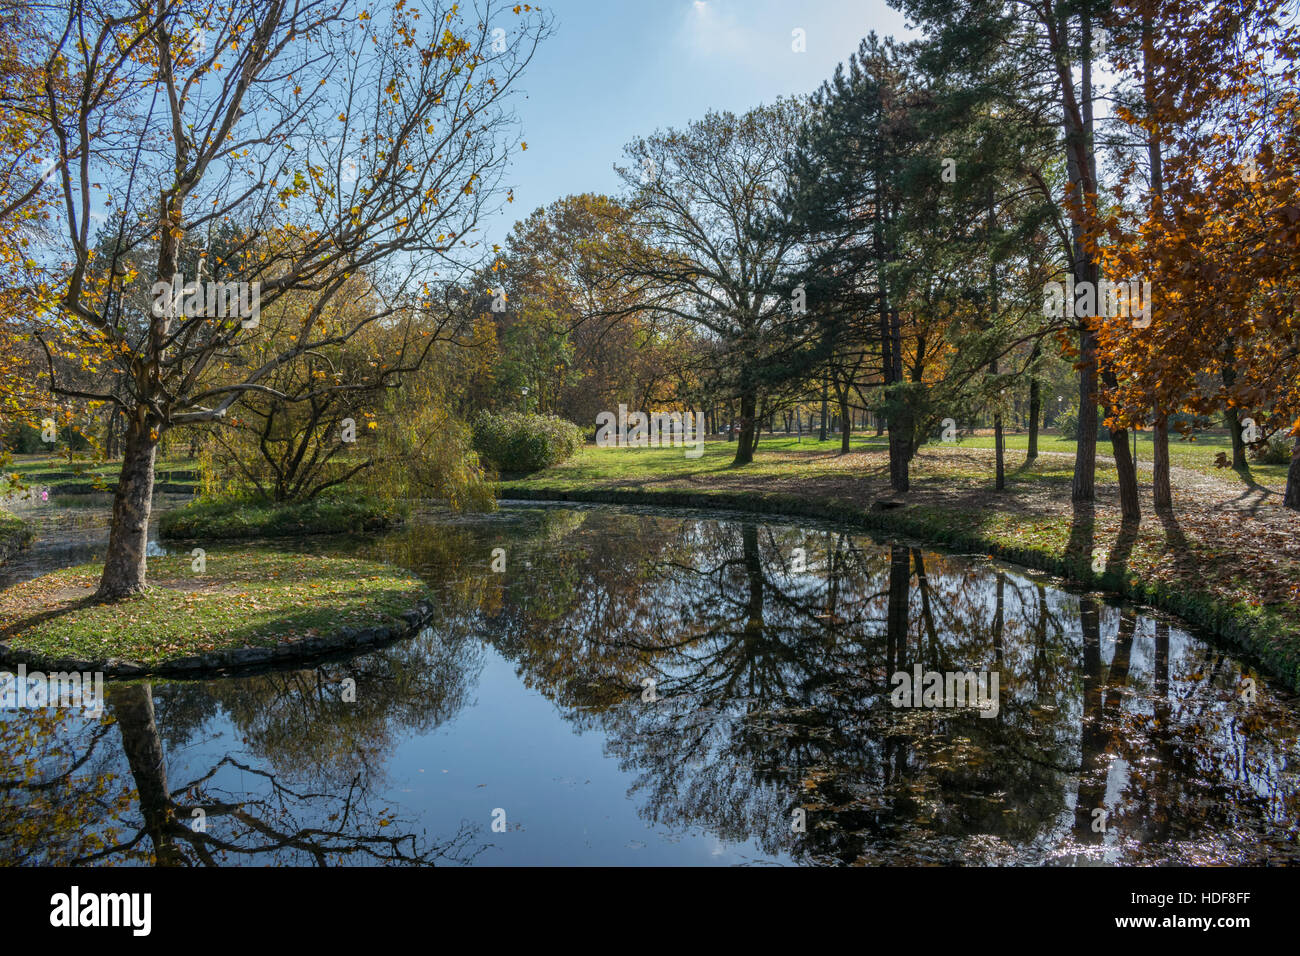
left=0, top=599, right=435, bottom=679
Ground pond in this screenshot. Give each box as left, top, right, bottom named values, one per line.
left=2, top=500, right=1298, bottom=865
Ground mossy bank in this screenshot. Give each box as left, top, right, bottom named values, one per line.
left=158, top=495, right=405, bottom=540
left=0, top=548, right=432, bottom=676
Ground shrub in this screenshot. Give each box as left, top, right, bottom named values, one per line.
left=471, top=411, right=583, bottom=474
left=1253, top=439, right=1294, bottom=465
left=1057, top=406, right=1113, bottom=442
left=158, top=494, right=405, bottom=539
left=1057, top=408, right=1079, bottom=441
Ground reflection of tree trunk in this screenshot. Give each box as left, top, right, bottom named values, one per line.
left=886, top=546, right=910, bottom=674
left=1151, top=620, right=1172, bottom=840
left=1033, top=584, right=1048, bottom=696
left=1104, top=610, right=1136, bottom=714
left=742, top=524, right=764, bottom=632
left=912, top=549, right=940, bottom=665
left=992, top=573, right=1005, bottom=668
left=110, top=683, right=184, bottom=866
left=1074, top=596, right=1106, bottom=842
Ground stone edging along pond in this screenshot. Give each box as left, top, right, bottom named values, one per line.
left=499, top=485, right=1300, bottom=694
left=0, top=600, right=436, bottom=680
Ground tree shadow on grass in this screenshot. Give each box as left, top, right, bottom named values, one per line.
left=1104, top=519, right=1140, bottom=579
left=0, top=593, right=102, bottom=643
left=1155, top=505, right=1197, bottom=577
left=1066, top=501, right=1095, bottom=571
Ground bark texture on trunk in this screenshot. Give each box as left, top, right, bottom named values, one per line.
left=1027, top=348, right=1041, bottom=461
left=1073, top=328, right=1099, bottom=503
left=886, top=308, right=909, bottom=493
left=1221, top=362, right=1250, bottom=472
left=818, top=380, right=828, bottom=442
left=97, top=412, right=158, bottom=600
left=732, top=389, right=756, bottom=465
left=839, top=388, right=851, bottom=454
left=1101, top=370, right=1141, bottom=522
left=1152, top=413, right=1172, bottom=510
left=1108, top=424, right=1141, bottom=523
left=1285, top=434, right=1300, bottom=511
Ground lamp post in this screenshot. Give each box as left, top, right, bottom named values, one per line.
left=521, top=386, right=529, bottom=414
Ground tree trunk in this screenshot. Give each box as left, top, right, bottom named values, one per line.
left=1067, top=8, right=1100, bottom=506
left=1221, top=362, right=1250, bottom=472
left=991, top=356, right=1005, bottom=491
left=1027, top=345, right=1041, bottom=462
left=887, top=308, right=909, bottom=493
left=1144, top=15, right=1170, bottom=515
left=97, top=411, right=159, bottom=600
left=818, top=380, right=828, bottom=442
left=994, top=408, right=1005, bottom=490
left=839, top=388, right=851, bottom=453
left=1285, top=433, right=1300, bottom=511
left=1152, top=412, right=1172, bottom=510
left=1100, top=369, right=1141, bottom=522
left=1108, top=422, right=1141, bottom=523
left=733, top=389, right=756, bottom=466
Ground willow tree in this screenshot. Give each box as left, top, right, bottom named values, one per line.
left=30, top=0, right=548, bottom=599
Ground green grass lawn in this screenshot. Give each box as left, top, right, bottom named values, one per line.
left=942, top=430, right=1289, bottom=486
left=0, top=455, right=199, bottom=496
left=0, top=549, right=428, bottom=667
left=504, top=429, right=1285, bottom=492
left=503, top=428, right=1285, bottom=489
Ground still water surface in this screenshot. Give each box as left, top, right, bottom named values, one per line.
left=2, top=500, right=1298, bottom=865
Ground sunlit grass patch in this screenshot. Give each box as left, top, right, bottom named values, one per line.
left=0, top=549, right=428, bottom=666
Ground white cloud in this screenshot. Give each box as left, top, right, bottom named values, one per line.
left=678, top=0, right=764, bottom=61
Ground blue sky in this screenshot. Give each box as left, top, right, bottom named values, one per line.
left=479, top=0, right=913, bottom=245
